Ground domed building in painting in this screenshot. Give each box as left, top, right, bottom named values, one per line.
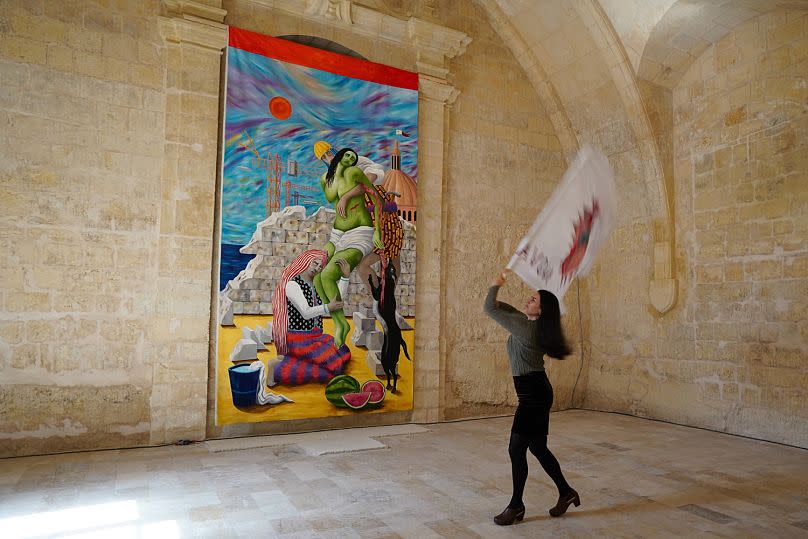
left=382, top=140, right=417, bottom=225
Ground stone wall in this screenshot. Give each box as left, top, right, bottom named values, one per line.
left=0, top=0, right=167, bottom=456
left=0, top=0, right=222, bottom=457
left=3, top=0, right=804, bottom=457
left=221, top=206, right=417, bottom=318
left=2, top=0, right=547, bottom=456
left=473, top=2, right=808, bottom=448
left=582, top=11, right=808, bottom=448
left=433, top=0, right=583, bottom=418
left=479, top=0, right=669, bottom=422
left=670, top=11, right=807, bottom=446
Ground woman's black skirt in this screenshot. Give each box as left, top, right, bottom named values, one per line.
left=512, top=371, right=553, bottom=436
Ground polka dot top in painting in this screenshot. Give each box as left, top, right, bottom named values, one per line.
left=287, top=276, right=323, bottom=332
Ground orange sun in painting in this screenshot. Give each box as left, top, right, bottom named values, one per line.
left=268, top=96, right=292, bottom=120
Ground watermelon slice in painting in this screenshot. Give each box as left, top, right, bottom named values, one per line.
left=342, top=392, right=372, bottom=410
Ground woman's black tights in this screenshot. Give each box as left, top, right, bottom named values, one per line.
left=508, top=431, right=571, bottom=509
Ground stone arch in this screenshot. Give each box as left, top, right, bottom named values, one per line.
left=479, top=0, right=669, bottom=223
left=276, top=34, right=368, bottom=60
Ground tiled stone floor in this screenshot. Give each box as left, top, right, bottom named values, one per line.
left=1, top=410, right=807, bottom=538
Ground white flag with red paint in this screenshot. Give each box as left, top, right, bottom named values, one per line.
left=507, top=145, right=617, bottom=309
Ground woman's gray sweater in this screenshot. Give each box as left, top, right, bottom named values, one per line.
left=484, top=285, right=545, bottom=376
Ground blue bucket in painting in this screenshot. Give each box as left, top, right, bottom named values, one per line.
left=228, top=364, right=259, bottom=406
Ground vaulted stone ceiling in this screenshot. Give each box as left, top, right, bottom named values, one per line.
left=598, top=0, right=678, bottom=73
left=486, top=1, right=808, bottom=89
left=631, top=0, right=808, bottom=87
left=478, top=0, right=808, bottom=225
left=479, top=0, right=668, bottom=224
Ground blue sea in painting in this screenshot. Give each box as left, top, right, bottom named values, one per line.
left=219, top=243, right=253, bottom=290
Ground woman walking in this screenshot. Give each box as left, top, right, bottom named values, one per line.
left=484, top=269, right=580, bottom=525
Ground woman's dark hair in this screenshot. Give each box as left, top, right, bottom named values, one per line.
left=325, top=147, right=357, bottom=186
left=537, top=289, right=572, bottom=359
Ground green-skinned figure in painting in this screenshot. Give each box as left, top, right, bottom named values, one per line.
left=315, top=147, right=384, bottom=347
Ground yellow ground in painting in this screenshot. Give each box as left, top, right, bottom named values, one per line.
left=216, top=315, right=415, bottom=425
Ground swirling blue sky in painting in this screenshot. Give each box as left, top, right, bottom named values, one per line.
left=221, top=46, right=419, bottom=247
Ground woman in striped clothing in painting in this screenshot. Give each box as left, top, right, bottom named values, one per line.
left=269, top=250, right=352, bottom=385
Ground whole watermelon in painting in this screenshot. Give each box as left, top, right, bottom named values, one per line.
left=342, top=392, right=372, bottom=410
left=325, top=375, right=361, bottom=407
left=361, top=380, right=386, bottom=405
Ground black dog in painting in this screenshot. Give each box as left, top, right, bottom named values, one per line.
left=368, top=263, right=411, bottom=392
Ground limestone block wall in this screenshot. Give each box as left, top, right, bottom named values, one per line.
left=670, top=11, right=808, bottom=446
left=0, top=0, right=594, bottom=456
left=582, top=11, right=808, bottom=448
left=480, top=0, right=670, bottom=424
left=11, top=0, right=804, bottom=455
left=0, top=0, right=169, bottom=456
left=433, top=0, right=585, bottom=418
left=221, top=206, right=417, bottom=318
left=0, top=0, right=224, bottom=457
left=0, top=0, right=548, bottom=455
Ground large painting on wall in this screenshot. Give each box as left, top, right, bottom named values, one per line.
left=216, top=27, right=418, bottom=425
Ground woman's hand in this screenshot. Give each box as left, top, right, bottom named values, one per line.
left=327, top=299, right=344, bottom=312
left=336, top=184, right=365, bottom=217
left=336, top=196, right=348, bottom=217
left=336, top=258, right=350, bottom=278
left=491, top=269, right=510, bottom=287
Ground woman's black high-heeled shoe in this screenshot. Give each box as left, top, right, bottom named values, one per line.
left=549, top=488, right=580, bottom=517
left=494, top=505, right=525, bottom=526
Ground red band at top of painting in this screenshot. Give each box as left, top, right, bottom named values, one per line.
left=228, top=26, right=419, bottom=91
